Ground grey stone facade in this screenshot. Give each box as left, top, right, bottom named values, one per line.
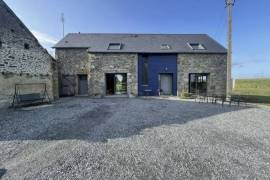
left=0, top=0, right=58, bottom=107
left=177, top=54, right=227, bottom=95
left=56, top=49, right=138, bottom=97
left=55, top=48, right=90, bottom=96
left=56, top=47, right=227, bottom=97
left=89, top=53, right=138, bottom=96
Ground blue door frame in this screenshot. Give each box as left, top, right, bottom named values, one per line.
left=138, top=54, right=177, bottom=96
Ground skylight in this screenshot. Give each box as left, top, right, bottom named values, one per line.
left=160, top=44, right=171, bottom=50
left=108, top=43, right=122, bottom=50
left=188, top=43, right=206, bottom=50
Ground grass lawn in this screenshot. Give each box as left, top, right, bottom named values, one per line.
left=233, top=78, right=270, bottom=105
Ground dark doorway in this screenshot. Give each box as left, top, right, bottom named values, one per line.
left=106, top=74, right=115, bottom=95
left=106, top=73, right=127, bottom=95
left=159, top=74, right=173, bottom=95
left=78, top=75, right=88, bottom=95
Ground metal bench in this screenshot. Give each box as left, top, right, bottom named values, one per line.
left=229, top=95, right=247, bottom=106
left=12, top=83, right=51, bottom=108
left=18, top=93, right=44, bottom=103
left=215, top=95, right=246, bottom=107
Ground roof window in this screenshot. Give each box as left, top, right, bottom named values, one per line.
left=108, top=43, right=122, bottom=50
left=188, top=43, right=206, bottom=50
left=160, top=44, right=171, bottom=50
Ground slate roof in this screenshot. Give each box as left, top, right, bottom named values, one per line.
left=53, top=33, right=227, bottom=54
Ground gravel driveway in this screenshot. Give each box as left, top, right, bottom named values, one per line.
left=0, top=97, right=270, bottom=179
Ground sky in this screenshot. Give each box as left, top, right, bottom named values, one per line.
left=4, top=0, right=270, bottom=79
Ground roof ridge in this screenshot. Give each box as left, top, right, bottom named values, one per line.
left=67, top=33, right=209, bottom=36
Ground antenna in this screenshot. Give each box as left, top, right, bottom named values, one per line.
left=225, top=0, right=235, bottom=98
left=61, top=13, right=65, bottom=38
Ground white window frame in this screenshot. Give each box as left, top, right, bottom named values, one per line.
left=160, top=44, right=171, bottom=50
left=107, top=43, right=122, bottom=50
left=187, top=43, right=206, bottom=50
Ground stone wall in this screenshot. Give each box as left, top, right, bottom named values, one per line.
left=55, top=49, right=138, bottom=97
left=0, top=74, right=54, bottom=107
left=89, top=53, right=138, bottom=96
left=55, top=48, right=89, bottom=75
left=0, top=0, right=57, bottom=107
left=55, top=48, right=89, bottom=96
left=177, top=54, right=227, bottom=96
left=56, top=48, right=226, bottom=97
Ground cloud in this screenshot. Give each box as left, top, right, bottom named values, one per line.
left=31, top=30, right=58, bottom=45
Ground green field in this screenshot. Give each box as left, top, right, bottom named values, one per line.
left=233, top=78, right=270, bottom=105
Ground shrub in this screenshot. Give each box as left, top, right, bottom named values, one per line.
left=180, top=91, right=192, bottom=99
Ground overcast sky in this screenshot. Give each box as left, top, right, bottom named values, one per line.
left=4, top=0, right=270, bottom=78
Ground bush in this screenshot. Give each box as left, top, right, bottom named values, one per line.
left=180, top=91, right=192, bottom=99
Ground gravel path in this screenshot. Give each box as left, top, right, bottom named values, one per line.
left=0, top=97, right=270, bottom=179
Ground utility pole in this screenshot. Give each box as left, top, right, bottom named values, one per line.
left=225, top=0, right=235, bottom=98
left=61, top=13, right=65, bottom=38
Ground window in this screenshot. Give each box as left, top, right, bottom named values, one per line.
left=10, top=29, right=15, bottom=33
left=189, top=73, right=209, bottom=94
left=188, top=43, right=206, bottom=50
left=142, top=55, right=148, bottom=85
left=24, top=43, right=30, bottom=49
left=108, top=43, right=122, bottom=50
left=0, top=41, right=2, bottom=48
left=160, top=44, right=171, bottom=50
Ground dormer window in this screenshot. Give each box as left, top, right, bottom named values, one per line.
left=160, top=44, right=171, bottom=50
left=108, top=43, right=122, bottom=50
left=188, top=43, right=206, bottom=50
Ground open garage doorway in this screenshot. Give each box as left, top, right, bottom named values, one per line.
left=105, top=73, right=127, bottom=95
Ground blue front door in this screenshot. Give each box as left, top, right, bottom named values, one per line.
left=138, top=54, right=177, bottom=96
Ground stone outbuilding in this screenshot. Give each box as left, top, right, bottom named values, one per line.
left=0, top=0, right=58, bottom=107
left=54, top=33, right=227, bottom=97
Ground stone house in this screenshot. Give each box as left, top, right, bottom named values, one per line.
left=54, top=33, right=227, bottom=97
left=0, top=0, right=58, bottom=107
